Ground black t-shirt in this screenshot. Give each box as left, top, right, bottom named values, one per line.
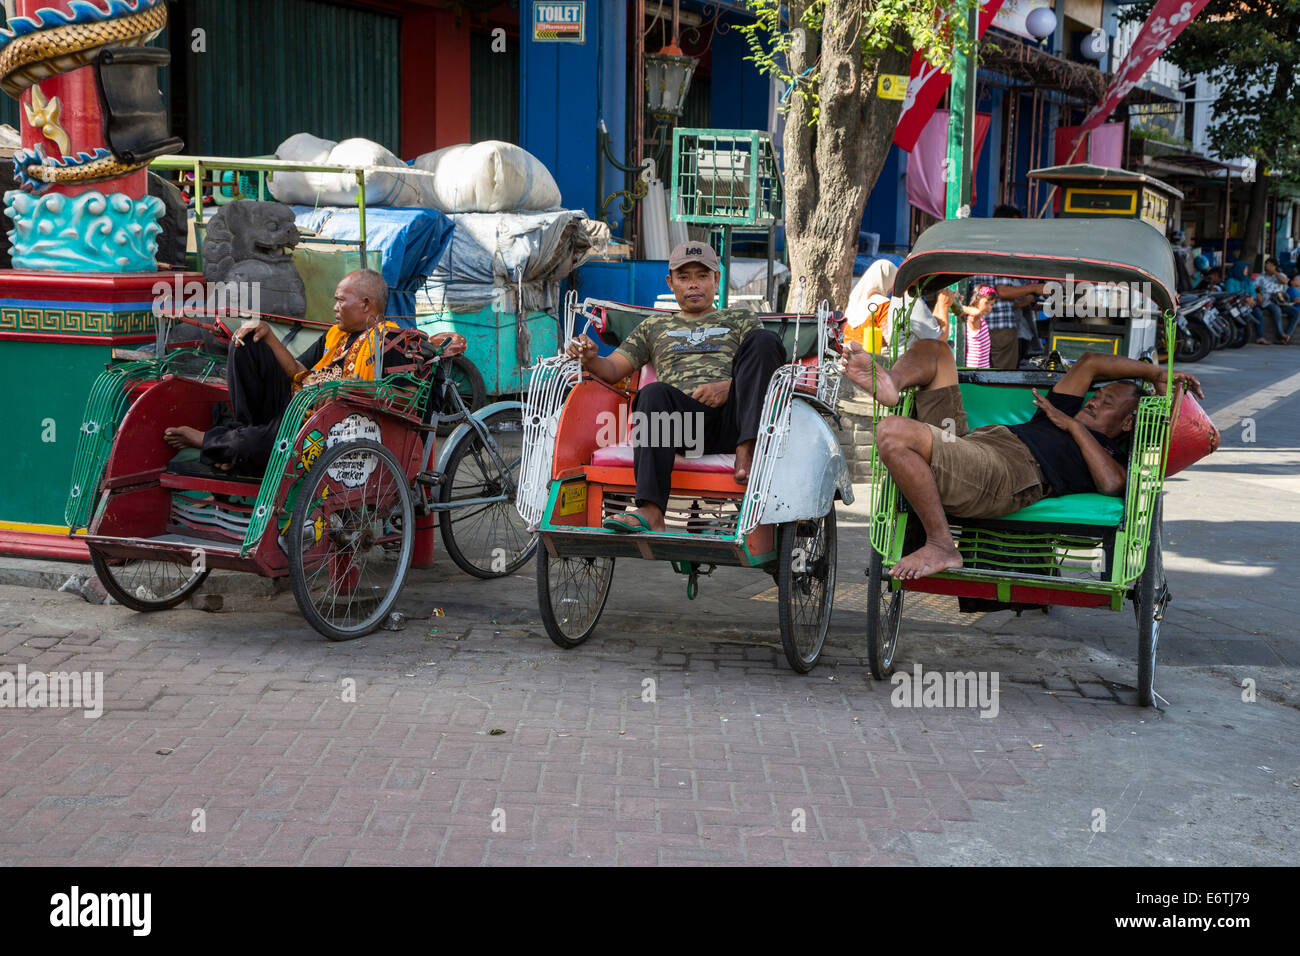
left=1007, top=391, right=1127, bottom=497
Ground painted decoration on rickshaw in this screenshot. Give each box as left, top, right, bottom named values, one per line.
left=299, top=429, right=325, bottom=472
left=324, top=414, right=382, bottom=488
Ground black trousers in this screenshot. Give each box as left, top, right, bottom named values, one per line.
left=631, top=328, right=784, bottom=511
left=201, top=337, right=291, bottom=472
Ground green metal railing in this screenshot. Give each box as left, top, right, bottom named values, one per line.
left=149, top=153, right=428, bottom=271
left=65, top=348, right=223, bottom=532
left=238, top=373, right=431, bottom=555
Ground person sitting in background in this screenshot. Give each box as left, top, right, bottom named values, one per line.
left=843, top=259, right=898, bottom=350
left=1255, top=258, right=1300, bottom=344
left=1223, top=260, right=1271, bottom=345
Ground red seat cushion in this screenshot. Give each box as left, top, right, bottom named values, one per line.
left=590, top=442, right=736, bottom=474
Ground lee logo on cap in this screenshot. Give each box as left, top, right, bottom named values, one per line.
left=687, top=246, right=703, bottom=254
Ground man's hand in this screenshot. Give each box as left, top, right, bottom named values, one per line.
left=1031, top=388, right=1076, bottom=432
left=691, top=379, right=730, bottom=408
left=1154, top=369, right=1204, bottom=400
left=1012, top=293, right=1037, bottom=309
left=233, top=319, right=271, bottom=346
left=566, top=333, right=599, bottom=367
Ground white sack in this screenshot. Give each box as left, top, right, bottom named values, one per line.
left=412, top=141, right=562, bottom=213
left=269, top=134, right=422, bottom=208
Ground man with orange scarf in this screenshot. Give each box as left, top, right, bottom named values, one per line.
left=164, top=269, right=459, bottom=474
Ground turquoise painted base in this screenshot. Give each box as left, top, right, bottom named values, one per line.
left=3, top=189, right=163, bottom=272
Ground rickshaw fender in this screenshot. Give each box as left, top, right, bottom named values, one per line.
left=434, top=400, right=523, bottom=474
left=755, top=400, right=853, bottom=525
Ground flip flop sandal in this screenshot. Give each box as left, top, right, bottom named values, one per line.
left=602, top=512, right=652, bottom=534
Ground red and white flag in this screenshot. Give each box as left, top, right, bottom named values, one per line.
left=1074, top=0, right=1210, bottom=145
left=893, top=1, right=1006, bottom=153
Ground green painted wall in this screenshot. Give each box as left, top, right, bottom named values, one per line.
left=0, top=341, right=116, bottom=527
left=182, top=0, right=401, bottom=156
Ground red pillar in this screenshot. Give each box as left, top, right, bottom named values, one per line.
left=14, top=0, right=147, bottom=200
left=401, top=9, right=472, bottom=157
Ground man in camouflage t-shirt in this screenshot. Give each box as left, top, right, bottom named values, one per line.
left=566, top=241, right=785, bottom=532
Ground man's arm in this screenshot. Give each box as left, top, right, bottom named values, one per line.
left=1029, top=388, right=1128, bottom=496
left=1052, top=352, right=1204, bottom=399
left=566, top=333, right=636, bottom=383
left=235, top=320, right=305, bottom=379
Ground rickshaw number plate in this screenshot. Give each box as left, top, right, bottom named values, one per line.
left=559, top=484, right=587, bottom=516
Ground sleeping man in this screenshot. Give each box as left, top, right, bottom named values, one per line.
left=842, top=301, right=1202, bottom=580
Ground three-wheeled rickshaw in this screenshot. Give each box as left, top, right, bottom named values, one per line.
left=515, top=294, right=852, bottom=672
left=865, top=218, right=1219, bottom=706
left=65, top=311, right=535, bottom=640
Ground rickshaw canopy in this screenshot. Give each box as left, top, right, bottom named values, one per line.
left=893, top=218, right=1178, bottom=316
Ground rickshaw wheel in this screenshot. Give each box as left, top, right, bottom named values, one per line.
left=439, top=406, right=537, bottom=578
left=1134, top=499, right=1165, bottom=707
left=89, top=548, right=210, bottom=611
left=288, top=439, right=414, bottom=642
left=537, top=549, right=614, bottom=648
left=777, top=509, right=836, bottom=674
left=865, top=548, right=904, bottom=680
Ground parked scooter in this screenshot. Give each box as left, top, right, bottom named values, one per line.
left=1174, top=293, right=1216, bottom=363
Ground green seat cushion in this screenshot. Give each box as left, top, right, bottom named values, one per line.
left=959, top=382, right=1037, bottom=427
left=994, top=492, right=1124, bottom=527
left=955, top=384, right=1122, bottom=526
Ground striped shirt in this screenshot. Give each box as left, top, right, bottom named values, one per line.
left=965, top=316, right=991, bottom=368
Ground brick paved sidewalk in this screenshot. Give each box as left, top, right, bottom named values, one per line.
left=0, top=569, right=1294, bottom=866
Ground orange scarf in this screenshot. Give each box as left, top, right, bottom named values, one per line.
left=298, top=321, right=401, bottom=390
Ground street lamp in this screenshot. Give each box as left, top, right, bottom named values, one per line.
left=597, top=2, right=698, bottom=223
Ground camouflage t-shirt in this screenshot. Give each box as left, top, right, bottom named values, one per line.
left=613, top=308, right=763, bottom=394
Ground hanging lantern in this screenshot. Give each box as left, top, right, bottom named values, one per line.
left=1025, top=6, right=1058, bottom=39
left=1080, top=29, right=1107, bottom=60
left=645, top=45, right=698, bottom=121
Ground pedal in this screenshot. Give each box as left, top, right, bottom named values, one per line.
left=415, top=471, right=444, bottom=487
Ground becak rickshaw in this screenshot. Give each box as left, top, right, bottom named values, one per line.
left=862, top=218, right=1220, bottom=706
left=514, top=294, right=852, bottom=672
left=64, top=312, right=534, bottom=641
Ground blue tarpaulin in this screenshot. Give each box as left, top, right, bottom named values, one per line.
left=292, top=205, right=455, bottom=328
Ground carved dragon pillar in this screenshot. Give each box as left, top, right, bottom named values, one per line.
left=0, top=0, right=186, bottom=556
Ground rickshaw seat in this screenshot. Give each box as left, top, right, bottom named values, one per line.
left=990, top=493, right=1124, bottom=527
left=592, top=360, right=735, bottom=473
left=589, top=443, right=736, bottom=474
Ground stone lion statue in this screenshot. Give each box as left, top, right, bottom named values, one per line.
left=202, top=201, right=306, bottom=319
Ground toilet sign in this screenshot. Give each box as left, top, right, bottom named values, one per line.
left=533, top=1, right=585, bottom=42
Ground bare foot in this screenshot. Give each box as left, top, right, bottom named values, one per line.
left=733, top=439, right=755, bottom=485
left=842, top=342, right=899, bottom=405
left=1256, top=338, right=1269, bottom=345
left=1282, top=334, right=1292, bottom=345
left=605, top=505, right=666, bottom=532
left=889, top=541, right=963, bottom=580
left=164, top=425, right=204, bottom=449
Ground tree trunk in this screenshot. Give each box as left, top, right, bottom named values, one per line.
left=1242, top=58, right=1294, bottom=265
left=1240, top=173, right=1268, bottom=266
left=782, top=2, right=910, bottom=311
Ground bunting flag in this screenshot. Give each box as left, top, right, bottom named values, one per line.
left=893, top=1, right=1006, bottom=153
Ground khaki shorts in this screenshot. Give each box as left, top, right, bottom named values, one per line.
left=914, top=385, right=1046, bottom=519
